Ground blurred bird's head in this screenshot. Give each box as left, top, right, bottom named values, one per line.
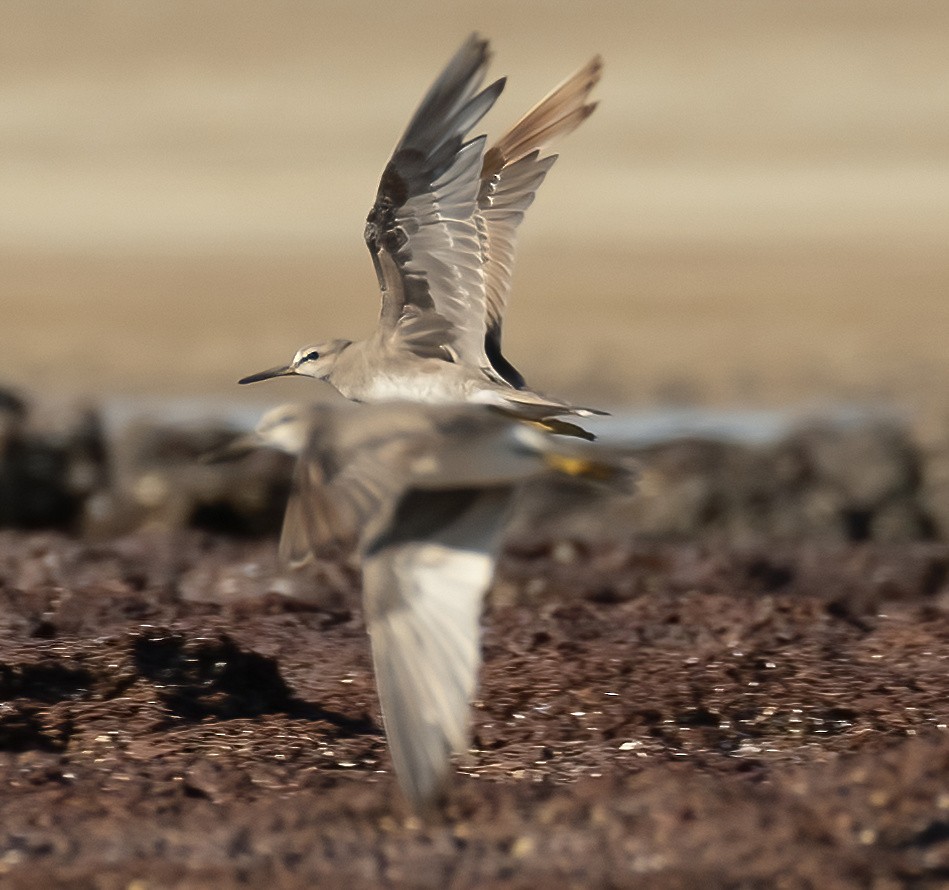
left=238, top=339, right=352, bottom=386
left=251, top=403, right=316, bottom=455
left=203, top=403, right=315, bottom=462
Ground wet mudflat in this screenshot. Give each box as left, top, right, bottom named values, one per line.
left=1, top=530, right=948, bottom=888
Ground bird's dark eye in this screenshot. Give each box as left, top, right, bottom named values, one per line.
left=303, top=351, right=320, bottom=362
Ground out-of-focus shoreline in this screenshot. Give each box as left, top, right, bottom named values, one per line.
left=2, top=384, right=947, bottom=548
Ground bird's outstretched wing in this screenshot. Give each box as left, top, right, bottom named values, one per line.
left=477, top=56, right=602, bottom=388
left=277, top=402, right=516, bottom=809
left=362, top=486, right=511, bottom=810
left=364, top=34, right=503, bottom=369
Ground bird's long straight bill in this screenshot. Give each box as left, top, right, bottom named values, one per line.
left=238, top=365, right=293, bottom=385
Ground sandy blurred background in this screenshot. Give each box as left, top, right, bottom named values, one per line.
left=1, top=0, right=946, bottom=414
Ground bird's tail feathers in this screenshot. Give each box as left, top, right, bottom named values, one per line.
left=498, top=388, right=609, bottom=421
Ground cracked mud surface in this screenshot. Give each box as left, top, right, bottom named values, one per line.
left=1, top=530, right=948, bottom=887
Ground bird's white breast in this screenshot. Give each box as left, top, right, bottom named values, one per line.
left=358, top=368, right=472, bottom=404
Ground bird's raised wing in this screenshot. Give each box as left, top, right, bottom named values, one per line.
left=364, top=34, right=504, bottom=369
left=477, top=56, right=602, bottom=388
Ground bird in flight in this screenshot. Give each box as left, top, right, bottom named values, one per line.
left=240, top=35, right=605, bottom=436
left=242, top=400, right=636, bottom=810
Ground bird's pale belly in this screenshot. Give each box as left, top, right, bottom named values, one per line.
left=358, top=367, right=478, bottom=404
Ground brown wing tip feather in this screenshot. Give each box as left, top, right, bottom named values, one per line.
left=485, top=52, right=604, bottom=168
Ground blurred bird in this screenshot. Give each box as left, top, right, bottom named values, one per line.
left=240, top=35, right=605, bottom=437
left=247, top=400, right=636, bottom=810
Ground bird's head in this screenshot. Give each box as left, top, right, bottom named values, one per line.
left=238, top=339, right=351, bottom=385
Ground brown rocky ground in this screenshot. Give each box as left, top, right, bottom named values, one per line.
left=1, top=529, right=948, bottom=888
left=3, top=4, right=948, bottom=884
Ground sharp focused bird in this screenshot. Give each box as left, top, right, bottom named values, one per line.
left=239, top=35, right=605, bottom=435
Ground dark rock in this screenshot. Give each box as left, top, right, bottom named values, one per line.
left=616, top=422, right=931, bottom=544
left=0, top=391, right=107, bottom=530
